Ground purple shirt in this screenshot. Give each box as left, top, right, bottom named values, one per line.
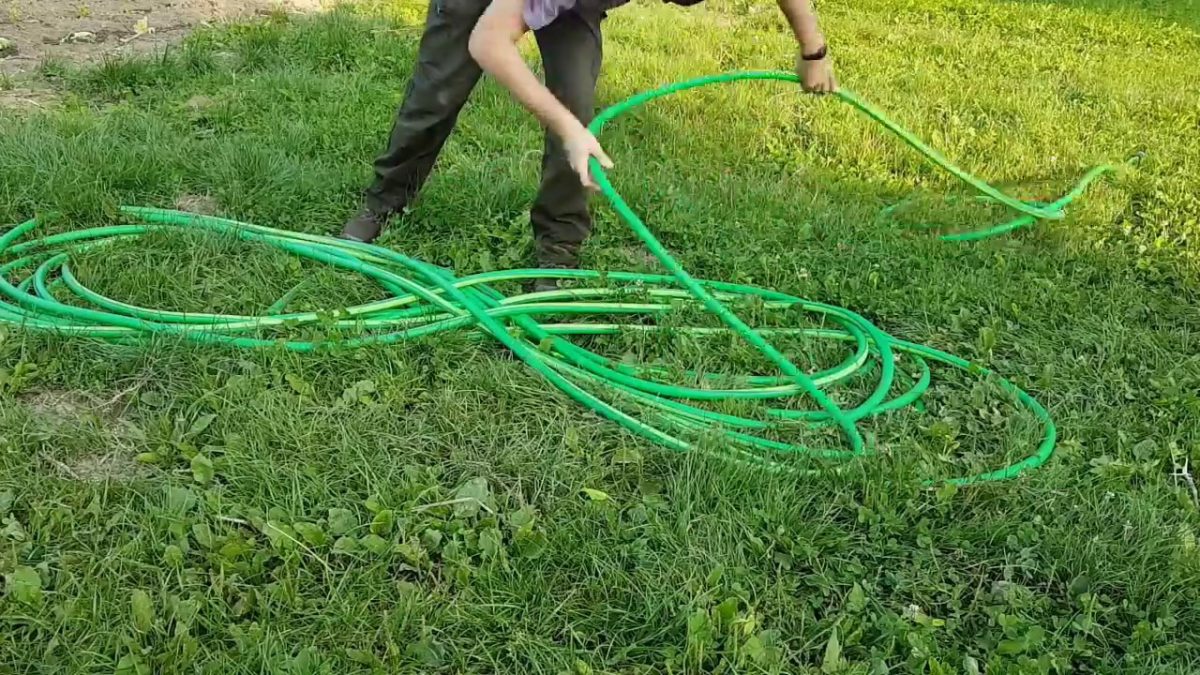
left=524, top=0, right=629, bottom=30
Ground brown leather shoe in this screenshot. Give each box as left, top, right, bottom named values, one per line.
left=535, top=243, right=581, bottom=270
left=528, top=258, right=578, bottom=295
left=339, top=209, right=388, bottom=243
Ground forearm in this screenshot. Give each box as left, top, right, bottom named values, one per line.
left=776, top=0, right=825, bottom=52
left=468, top=0, right=584, bottom=141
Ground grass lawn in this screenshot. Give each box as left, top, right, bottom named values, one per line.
left=2, top=0, right=1200, bottom=672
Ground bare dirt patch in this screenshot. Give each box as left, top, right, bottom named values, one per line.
left=174, top=192, right=221, bottom=215
left=23, top=389, right=112, bottom=423
left=22, top=388, right=150, bottom=482
left=0, top=0, right=326, bottom=77
left=0, top=82, right=58, bottom=108
left=610, top=246, right=664, bottom=271
left=45, top=450, right=149, bottom=482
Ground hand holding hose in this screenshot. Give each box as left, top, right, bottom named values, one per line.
left=775, top=0, right=836, bottom=93
left=798, top=46, right=837, bottom=94
left=564, top=126, right=614, bottom=189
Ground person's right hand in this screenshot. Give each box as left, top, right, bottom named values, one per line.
left=798, top=49, right=837, bottom=94
left=563, top=127, right=614, bottom=190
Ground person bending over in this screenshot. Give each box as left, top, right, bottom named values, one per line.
left=342, top=0, right=836, bottom=284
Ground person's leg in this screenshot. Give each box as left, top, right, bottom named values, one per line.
left=530, top=9, right=604, bottom=268
left=343, top=0, right=487, bottom=242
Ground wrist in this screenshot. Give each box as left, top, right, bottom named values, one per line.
left=552, top=115, right=587, bottom=143
left=801, top=43, right=828, bottom=61
left=799, top=31, right=825, bottom=54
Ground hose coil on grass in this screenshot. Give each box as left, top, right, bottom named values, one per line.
left=2, top=71, right=1117, bottom=484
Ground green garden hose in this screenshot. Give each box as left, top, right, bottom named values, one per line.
left=1, top=71, right=1115, bottom=485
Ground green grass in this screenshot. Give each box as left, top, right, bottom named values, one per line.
left=2, top=0, right=1200, bottom=672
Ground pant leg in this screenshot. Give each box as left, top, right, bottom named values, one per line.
left=365, top=0, right=488, bottom=214
left=531, top=10, right=605, bottom=266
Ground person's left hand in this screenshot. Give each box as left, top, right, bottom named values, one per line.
left=798, top=49, right=837, bottom=94
left=562, top=126, right=614, bottom=190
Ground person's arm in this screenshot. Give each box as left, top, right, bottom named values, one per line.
left=776, top=0, right=837, bottom=93
left=469, top=0, right=612, bottom=187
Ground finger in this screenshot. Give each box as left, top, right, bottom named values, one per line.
left=596, top=148, right=614, bottom=169
left=576, top=164, right=597, bottom=190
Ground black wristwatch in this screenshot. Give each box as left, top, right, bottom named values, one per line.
left=802, top=45, right=829, bottom=61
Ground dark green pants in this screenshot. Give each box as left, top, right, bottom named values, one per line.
left=365, top=0, right=604, bottom=266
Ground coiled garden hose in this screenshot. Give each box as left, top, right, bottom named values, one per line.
left=1, top=71, right=1116, bottom=485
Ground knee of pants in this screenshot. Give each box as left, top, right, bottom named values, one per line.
left=546, top=81, right=598, bottom=125
left=399, top=82, right=471, bottom=124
